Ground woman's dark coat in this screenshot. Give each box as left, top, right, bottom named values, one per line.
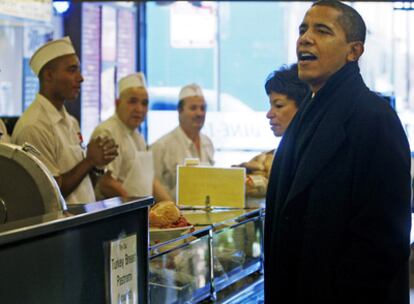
left=264, top=62, right=412, bottom=304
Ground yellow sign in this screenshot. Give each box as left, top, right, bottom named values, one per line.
left=177, top=166, right=245, bottom=208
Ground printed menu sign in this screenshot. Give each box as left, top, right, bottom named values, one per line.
left=109, top=234, right=138, bottom=304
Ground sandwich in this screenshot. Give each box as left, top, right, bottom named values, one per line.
left=149, top=201, right=191, bottom=228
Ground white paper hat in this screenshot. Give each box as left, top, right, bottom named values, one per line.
left=179, top=83, right=204, bottom=100
left=118, top=72, right=147, bottom=96
left=30, top=36, right=76, bottom=76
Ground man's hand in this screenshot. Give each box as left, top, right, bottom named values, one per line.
left=98, top=171, right=129, bottom=198
left=86, top=136, right=118, bottom=167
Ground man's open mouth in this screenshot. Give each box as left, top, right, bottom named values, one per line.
left=298, top=52, right=318, bottom=61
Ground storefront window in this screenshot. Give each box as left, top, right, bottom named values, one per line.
left=0, top=0, right=58, bottom=117
left=80, top=2, right=137, bottom=141
left=0, top=1, right=413, bottom=158
left=146, top=1, right=287, bottom=165
left=146, top=1, right=414, bottom=165
left=0, top=25, right=25, bottom=115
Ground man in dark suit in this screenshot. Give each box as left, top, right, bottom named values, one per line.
left=265, top=1, right=412, bottom=303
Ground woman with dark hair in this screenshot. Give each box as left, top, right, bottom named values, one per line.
left=239, top=64, right=310, bottom=196
left=265, top=63, right=309, bottom=137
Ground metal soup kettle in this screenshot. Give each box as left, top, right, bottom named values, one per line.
left=0, top=143, right=66, bottom=224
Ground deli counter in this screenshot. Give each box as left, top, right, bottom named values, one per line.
left=0, top=195, right=265, bottom=303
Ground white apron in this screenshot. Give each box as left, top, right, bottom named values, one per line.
left=122, top=151, right=154, bottom=197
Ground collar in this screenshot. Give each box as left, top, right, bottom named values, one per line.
left=36, top=93, right=67, bottom=124
left=177, top=126, right=195, bottom=148
left=114, top=113, right=137, bottom=135
left=314, top=62, right=359, bottom=101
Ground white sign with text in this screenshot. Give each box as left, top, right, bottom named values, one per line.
left=110, top=234, right=138, bottom=304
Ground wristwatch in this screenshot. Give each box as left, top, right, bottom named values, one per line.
left=91, top=167, right=106, bottom=176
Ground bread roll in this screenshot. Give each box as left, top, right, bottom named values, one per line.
left=244, top=153, right=266, bottom=171
left=246, top=175, right=268, bottom=197
left=264, top=154, right=274, bottom=177
left=251, top=170, right=267, bottom=177
left=149, top=201, right=181, bottom=228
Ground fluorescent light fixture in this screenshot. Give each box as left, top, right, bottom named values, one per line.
left=53, top=1, right=70, bottom=14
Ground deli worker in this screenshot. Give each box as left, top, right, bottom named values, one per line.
left=151, top=83, right=215, bottom=200
left=12, top=37, right=118, bottom=204
left=91, top=72, right=171, bottom=202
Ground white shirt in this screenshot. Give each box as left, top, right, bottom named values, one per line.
left=91, top=114, right=147, bottom=183
left=150, top=126, right=215, bottom=200
left=12, top=93, right=95, bottom=204
left=0, top=119, right=10, bottom=143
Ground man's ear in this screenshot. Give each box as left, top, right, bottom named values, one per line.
left=115, top=98, right=121, bottom=108
left=42, top=68, right=54, bottom=82
left=347, top=41, right=364, bottom=62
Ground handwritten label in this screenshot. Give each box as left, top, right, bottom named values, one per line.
left=110, top=234, right=138, bottom=304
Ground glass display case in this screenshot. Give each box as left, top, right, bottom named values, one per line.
left=149, top=227, right=212, bottom=304
left=212, top=216, right=262, bottom=292
left=149, top=208, right=264, bottom=303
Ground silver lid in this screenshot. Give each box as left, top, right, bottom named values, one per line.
left=0, top=143, right=66, bottom=224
